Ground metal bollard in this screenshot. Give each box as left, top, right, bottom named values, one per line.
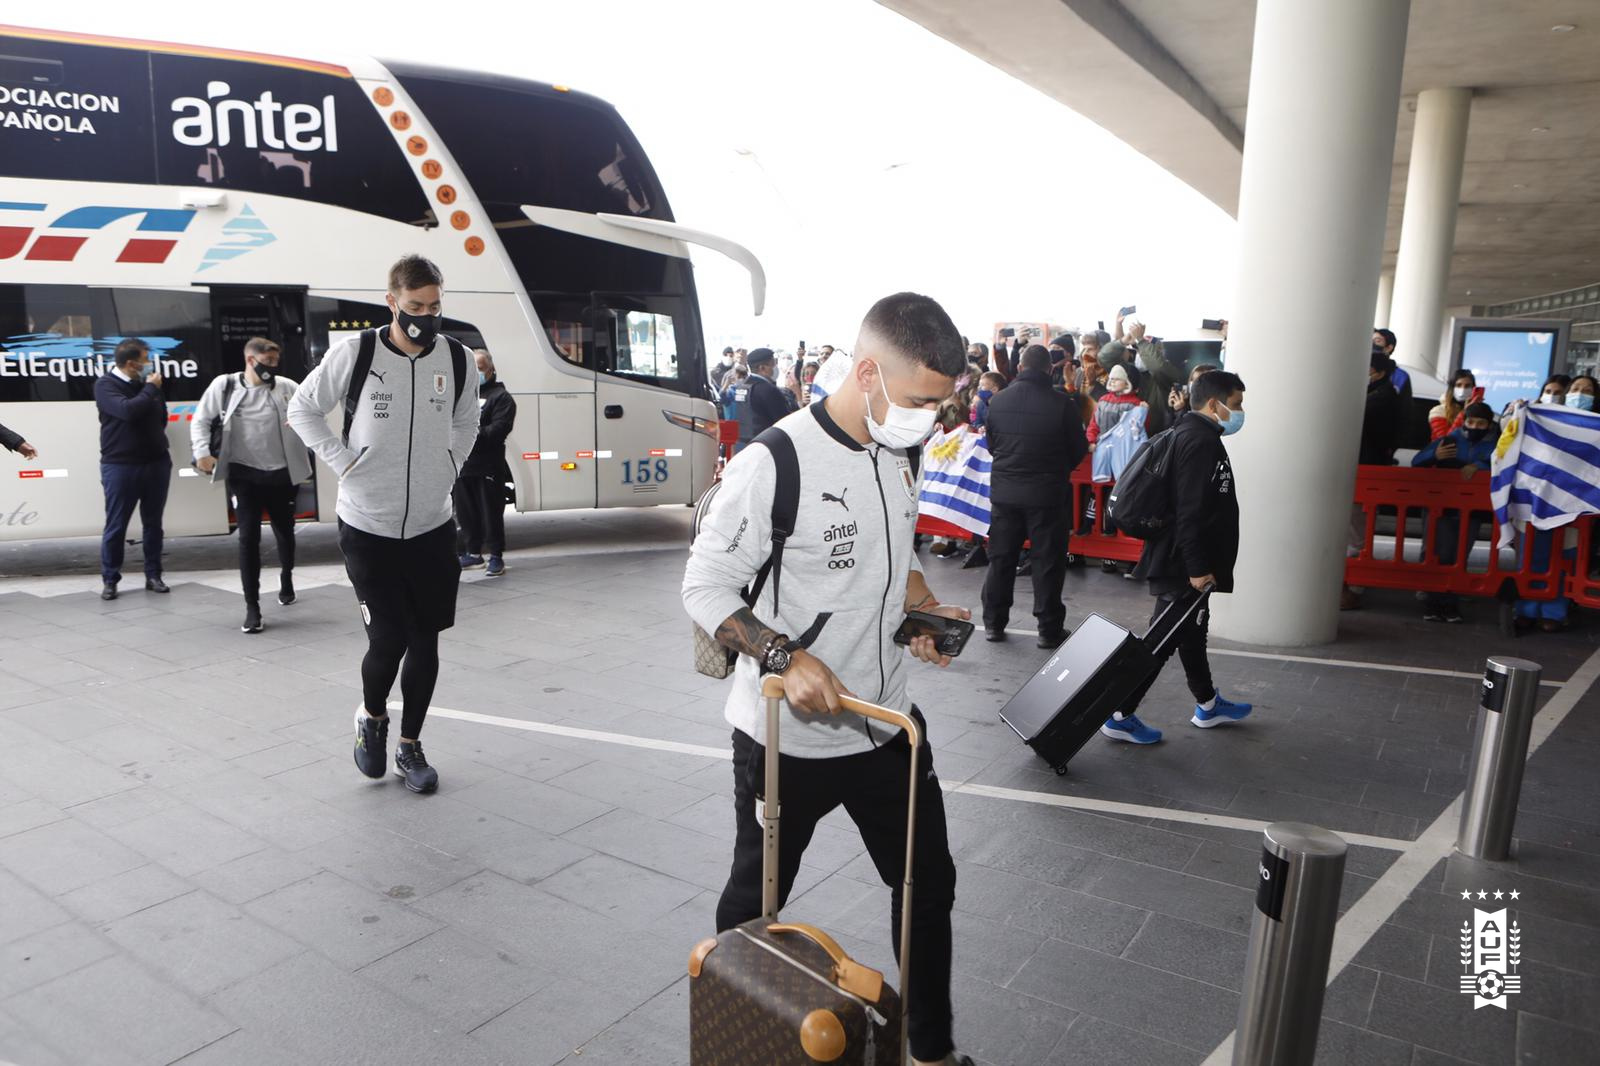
left=1233, top=822, right=1347, bottom=1066
left=1457, top=656, right=1542, bottom=861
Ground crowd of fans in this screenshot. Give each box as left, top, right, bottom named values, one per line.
left=702, top=315, right=1598, bottom=634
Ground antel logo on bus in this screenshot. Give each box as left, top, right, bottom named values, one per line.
left=170, top=81, right=339, bottom=153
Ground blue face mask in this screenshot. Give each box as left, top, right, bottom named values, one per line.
left=977, top=389, right=993, bottom=402
left=478, top=371, right=487, bottom=387
left=1565, top=392, right=1594, bottom=412
left=1216, top=405, right=1246, bottom=436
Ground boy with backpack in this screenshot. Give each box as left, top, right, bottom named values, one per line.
left=1102, top=369, right=1254, bottom=745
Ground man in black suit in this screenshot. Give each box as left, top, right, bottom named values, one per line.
left=981, top=344, right=1088, bottom=646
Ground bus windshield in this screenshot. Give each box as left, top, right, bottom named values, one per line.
left=390, top=66, right=706, bottom=396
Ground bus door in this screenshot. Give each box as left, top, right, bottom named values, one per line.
left=206, top=287, right=319, bottom=523
left=591, top=298, right=695, bottom=508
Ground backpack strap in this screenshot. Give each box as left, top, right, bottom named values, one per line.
left=445, top=335, right=468, bottom=407
left=222, top=372, right=238, bottom=412
left=342, top=329, right=378, bottom=447
left=743, top=427, right=800, bottom=614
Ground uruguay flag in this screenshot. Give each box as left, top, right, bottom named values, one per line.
left=1490, top=404, right=1600, bottom=548
left=918, top=425, right=993, bottom=535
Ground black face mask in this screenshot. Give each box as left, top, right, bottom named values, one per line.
left=252, top=362, right=276, bottom=386
left=396, top=308, right=441, bottom=349
left=1466, top=427, right=1490, bottom=443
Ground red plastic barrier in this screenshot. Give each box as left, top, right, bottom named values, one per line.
left=917, top=461, right=1600, bottom=604
left=717, top=420, right=739, bottom=463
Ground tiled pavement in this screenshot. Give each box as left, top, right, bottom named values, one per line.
left=1, top=509, right=1596, bottom=1065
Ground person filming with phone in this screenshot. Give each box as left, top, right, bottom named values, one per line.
left=683, top=292, right=980, bottom=1066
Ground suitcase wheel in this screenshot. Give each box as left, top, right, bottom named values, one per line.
left=1054, top=763, right=1069, bottom=776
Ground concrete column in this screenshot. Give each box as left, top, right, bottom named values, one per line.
left=1212, top=0, right=1409, bottom=647
left=1374, top=272, right=1394, bottom=329
left=1389, top=88, right=1472, bottom=379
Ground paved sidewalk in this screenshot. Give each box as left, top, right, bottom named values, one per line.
left=1, top=510, right=1596, bottom=1065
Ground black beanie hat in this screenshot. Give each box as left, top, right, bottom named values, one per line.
left=1049, top=334, right=1076, bottom=357
left=748, top=347, right=775, bottom=368
left=1463, top=402, right=1495, bottom=422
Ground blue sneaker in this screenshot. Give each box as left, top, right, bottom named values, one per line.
left=1192, top=694, right=1253, bottom=728
left=485, top=555, right=505, bottom=577
left=459, top=553, right=484, bottom=570
left=1100, top=714, right=1163, bottom=745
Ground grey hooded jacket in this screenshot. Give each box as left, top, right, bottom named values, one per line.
left=286, top=329, right=479, bottom=539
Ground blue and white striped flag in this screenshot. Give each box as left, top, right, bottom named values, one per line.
left=918, top=426, right=993, bottom=536
left=1490, top=404, right=1600, bottom=548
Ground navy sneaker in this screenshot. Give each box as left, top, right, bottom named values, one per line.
left=394, top=741, right=438, bottom=793
left=485, top=555, right=505, bottom=577
left=353, top=708, right=388, bottom=779
left=1100, top=715, right=1163, bottom=744
left=1192, top=695, right=1253, bottom=729
left=459, top=553, right=485, bottom=570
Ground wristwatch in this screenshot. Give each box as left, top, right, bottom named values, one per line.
left=759, top=634, right=796, bottom=676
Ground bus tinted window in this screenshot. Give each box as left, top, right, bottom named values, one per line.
left=0, top=284, right=213, bottom=403
left=388, top=69, right=705, bottom=392
left=0, top=33, right=431, bottom=226
left=151, top=54, right=431, bottom=225
left=0, top=36, right=157, bottom=184
left=393, top=70, right=667, bottom=219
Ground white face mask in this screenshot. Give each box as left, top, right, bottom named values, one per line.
left=863, top=365, right=937, bottom=449
left=1453, top=386, right=1471, bottom=403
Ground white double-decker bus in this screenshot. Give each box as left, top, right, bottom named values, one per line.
left=0, top=24, right=763, bottom=541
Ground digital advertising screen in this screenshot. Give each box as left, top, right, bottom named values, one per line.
left=1454, top=323, right=1563, bottom=413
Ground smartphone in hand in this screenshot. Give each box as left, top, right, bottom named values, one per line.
left=893, top=611, right=975, bottom=657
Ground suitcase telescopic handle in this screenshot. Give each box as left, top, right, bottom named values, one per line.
left=758, top=674, right=918, bottom=1066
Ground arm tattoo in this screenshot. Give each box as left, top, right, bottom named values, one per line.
left=714, top=607, right=780, bottom=658
left=906, top=591, right=937, bottom=612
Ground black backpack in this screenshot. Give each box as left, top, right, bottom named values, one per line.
left=206, top=373, right=242, bottom=460
left=1105, top=427, right=1178, bottom=540
left=342, top=329, right=468, bottom=446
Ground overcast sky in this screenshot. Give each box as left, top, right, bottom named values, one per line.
left=41, top=0, right=1238, bottom=353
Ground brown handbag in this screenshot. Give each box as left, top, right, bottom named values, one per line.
left=688, top=675, right=920, bottom=1065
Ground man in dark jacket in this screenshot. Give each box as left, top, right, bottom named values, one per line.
left=1343, top=348, right=1406, bottom=610
left=1360, top=348, right=1403, bottom=465
left=455, top=349, right=517, bottom=576
left=731, top=347, right=797, bottom=450
left=94, top=338, right=172, bottom=600
left=981, top=344, right=1089, bottom=646
left=1104, top=370, right=1253, bottom=746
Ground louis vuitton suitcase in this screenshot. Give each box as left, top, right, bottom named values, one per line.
left=688, top=675, right=918, bottom=1065
left=998, top=587, right=1211, bottom=773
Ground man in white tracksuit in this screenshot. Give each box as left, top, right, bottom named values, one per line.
left=682, top=292, right=977, bottom=1066
left=287, top=255, right=478, bottom=794
left=190, top=336, right=312, bottom=635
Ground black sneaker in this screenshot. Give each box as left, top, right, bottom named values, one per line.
left=101, top=583, right=118, bottom=601
left=353, top=708, right=389, bottom=779
left=278, top=573, right=296, bottom=606
left=985, top=627, right=1006, bottom=642
left=1442, top=607, right=1464, bottom=624
left=394, top=741, right=438, bottom=794
left=241, top=604, right=263, bottom=634
left=1422, top=607, right=1446, bottom=623
left=145, top=577, right=170, bottom=593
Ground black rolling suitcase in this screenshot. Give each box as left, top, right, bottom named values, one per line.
left=998, top=587, right=1211, bottom=773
